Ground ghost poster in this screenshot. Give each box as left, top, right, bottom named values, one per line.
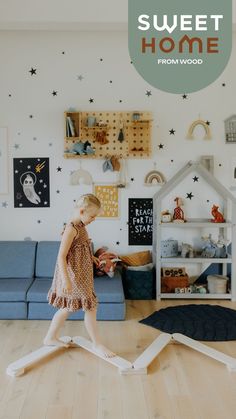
left=14, top=158, right=50, bottom=208
left=128, top=198, right=153, bottom=245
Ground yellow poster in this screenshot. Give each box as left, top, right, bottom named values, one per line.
left=94, top=184, right=119, bottom=218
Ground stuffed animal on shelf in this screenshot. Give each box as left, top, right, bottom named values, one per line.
left=181, top=243, right=194, bottom=258
left=201, top=234, right=227, bottom=258
left=94, top=247, right=121, bottom=278
left=173, top=197, right=185, bottom=223
left=211, top=205, right=225, bottom=223
left=71, top=140, right=95, bottom=155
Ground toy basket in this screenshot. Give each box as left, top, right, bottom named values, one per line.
left=207, top=275, right=228, bottom=294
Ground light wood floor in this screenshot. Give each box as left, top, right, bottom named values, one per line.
left=1, top=300, right=236, bottom=419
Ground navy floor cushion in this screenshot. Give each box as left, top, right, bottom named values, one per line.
left=139, top=304, right=236, bottom=341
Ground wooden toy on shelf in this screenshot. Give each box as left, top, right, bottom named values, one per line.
left=173, top=197, right=185, bottom=223
left=211, top=204, right=225, bottom=223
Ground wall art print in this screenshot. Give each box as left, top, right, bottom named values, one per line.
left=128, top=198, right=153, bottom=245
left=14, top=158, right=50, bottom=208
left=0, top=127, right=8, bottom=194
left=94, top=184, right=119, bottom=218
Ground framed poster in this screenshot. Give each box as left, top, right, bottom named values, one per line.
left=94, top=184, right=119, bottom=218
left=14, top=158, right=50, bottom=208
left=129, top=198, right=153, bottom=245
left=0, top=127, right=8, bottom=194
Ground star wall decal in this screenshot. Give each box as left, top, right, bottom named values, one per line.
left=100, top=58, right=103, bottom=61
left=109, top=80, right=113, bottom=84
left=33, top=137, right=37, bottom=141
left=77, top=75, right=84, bottom=81
left=8, top=94, right=12, bottom=97
left=206, top=121, right=211, bottom=125
left=193, top=176, right=199, bottom=182
left=169, top=129, right=176, bottom=135
left=119, top=99, right=123, bottom=103
left=29, top=115, right=33, bottom=118
left=182, top=94, right=188, bottom=99
left=222, top=83, right=226, bottom=87
left=62, top=51, right=65, bottom=55
left=29, top=67, right=37, bottom=76
left=145, top=90, right=152, bottom=97
left=2, top=201, right=8, bottom=208
left=186, top=192, right=194, bottom=200
left=171, top=159, right=174, bottom=163
left=56, top=190, right=60, bottom=194
left=158, top=143, right=164, bottom=149
left=37, top=220, right=42, bottom=224
left=130, top=177, right=135, bottom=182
left=56, top=166, right=62, bottom=172
left=52, top=91, right=58, bottom=96
left=116, top=241, right=120, bottom=245
left=14, top=144, right=20, bottom=149
left=89, top=98, right=94, bottom=103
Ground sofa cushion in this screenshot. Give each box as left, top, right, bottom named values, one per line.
left=0, top=278, right=34, bottom=301
left=35, top=241, right=60, bottom=278
left=0, top=241, right=37, bottom=278
left=27, top=271, right=124, bottom=304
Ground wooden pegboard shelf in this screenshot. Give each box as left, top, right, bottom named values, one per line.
left=64, top=110, right=152, bottom=158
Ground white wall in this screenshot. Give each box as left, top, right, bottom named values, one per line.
left=0, top=30, right=235, bottom=253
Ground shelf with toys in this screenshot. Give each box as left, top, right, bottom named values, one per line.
left=63, top=110, right=152, bottom=158
left=153, top=161, right=236, bottom=301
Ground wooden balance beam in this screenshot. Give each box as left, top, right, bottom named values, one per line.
left=6, top=333, right=236, bottom=377
left=6, top=336, right=72, bottom=377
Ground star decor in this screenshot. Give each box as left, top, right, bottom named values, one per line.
left=222, top=83, right=226, bottom=87
left=56, top=166, right=62, bottom=172
left=29, top=115, right=33, bottom=119
left=193, top=176, right=199, bottom=182
left=206, top=121, right=211, bottom=125
left=158, top=143, right=164, bottom=149
left=2, top=201, right=8, bottom=208
left=62, top=51, right=65, bottom=55
left=186, top=192, right=194, bottom=200
left=130, top=177, right=135, bottom=182
left=29, top=67, right=37, bottom=76
left=77, top=75, right=84, bottom=81
left=109, top=80, right=113, bottom=84
left=171, top=159, right=174, bottom=163
left=100, top=58, right=103, bottom=62
left=56, top=190, right=60, bottom=194
left=119, top=100, right=123, bottom=103
left=8, top=94, right=12, bottom=97
left=52, top=91, right=58, bottom=96
left=37, top=220, right=42, bottom=224
left=169, top=129, right=176, bottom=135
left=182, top=94, right=188, bottom=99
left=89, top=98, right=94, bottom=103
left=146, top=90, right=152, bottom=97
left=14, top=144, right=20, bottom=149
left=116, top=241, right=120, bottom=245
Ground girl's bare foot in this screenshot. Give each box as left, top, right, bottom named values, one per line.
left=93, top=343, right=116, bottom=358
left=43, top=337, right=70, bottom=348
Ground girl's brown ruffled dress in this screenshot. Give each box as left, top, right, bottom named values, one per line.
left=47, top=221, right=98, bottom=312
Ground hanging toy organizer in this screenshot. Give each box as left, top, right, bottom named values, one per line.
left=64, top=111, right=152, bottom=159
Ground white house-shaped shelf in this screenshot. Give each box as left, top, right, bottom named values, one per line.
left=152, top=160, right=236, bottom=300
left=225, top=115, right=236, bottom=143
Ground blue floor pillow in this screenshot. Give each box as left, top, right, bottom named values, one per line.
left=139, top=304, right=236, bottom=341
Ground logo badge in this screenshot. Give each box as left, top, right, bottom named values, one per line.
left=128, top=0, right=232, bottom=93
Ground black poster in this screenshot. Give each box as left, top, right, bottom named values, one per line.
left=14, top=158, right=50, bottom=208
left=128, top=198, right=153, bottom=245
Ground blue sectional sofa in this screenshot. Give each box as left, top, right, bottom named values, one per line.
left=0, top=241, right=126, bottom=320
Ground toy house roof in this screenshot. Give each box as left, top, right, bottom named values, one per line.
left=153, top=161, right=236, bottom=203
left=224, top=115, right=236, bottom=123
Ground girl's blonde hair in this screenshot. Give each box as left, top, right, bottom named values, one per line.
left=75, top=193, right=101, bottom=210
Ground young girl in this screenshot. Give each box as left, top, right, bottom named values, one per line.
left=44, top=193, right=115, bottom=358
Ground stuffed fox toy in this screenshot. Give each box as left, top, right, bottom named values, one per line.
left=93, top=247, right=121, bottom=277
